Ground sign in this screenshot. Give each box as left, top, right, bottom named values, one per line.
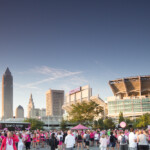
left=120, top=122, right=126, bottom=128
left=0, top=122, right=30, bottom=131
left=69, top=87, right=81, bottom=95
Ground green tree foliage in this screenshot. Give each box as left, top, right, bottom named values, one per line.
left=68, top=101, right=103, bottom=125
left=119, top=112, right=125, bottom=123
left=24, top=118, right=44, bottom=130
left=93, top=120, right=98, bottom=129
left=136, top=113, right=150, bottom=128
left=60, top=118, right=67, bottom=131
left=103, top=118, right=115, bottom=129
left=93, top=118, right=105, bottom=129
left=98, top=118, right=105, bottom=129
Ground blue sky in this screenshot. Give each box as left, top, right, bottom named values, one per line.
left=0, top=0, right=150, bottom=117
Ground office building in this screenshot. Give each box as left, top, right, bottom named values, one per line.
left=2, top=68, right=13, bottom=119
left=46, top=89, right=64, bottom=116
left=62, top=85, right=107, bottom=119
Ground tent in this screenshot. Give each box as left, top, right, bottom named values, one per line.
left=71, top=124, right=89, bottom=130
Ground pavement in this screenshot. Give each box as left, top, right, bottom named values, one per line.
left=39, top=145, right=100, bottom=150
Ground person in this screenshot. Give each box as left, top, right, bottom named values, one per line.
left=109, top=132, right=117, bottom=150
left=77, top=131, right=83, bottom=150
left=135, top=130, right=139, bottom=150
left=0, top=132, right=5, bottom=141
left=94, top=131, right=99, bottom=147
left=15, top=132, right=19, bottom=149
left=83, top=132, right=86, bottom=148
left=32, top=133, right=37, bottom=149
left=128, top=128, right=137, bottom=150
left=137, top=130, right=149, bottom=150
left=18, top=133, right=24, bottom=150
left=0, top=131, right=19, bottom=150
left=57, top=132, right=63, bottom=150
left=99, top=134, right=107, bottom=150
left=85, top=131, right=90, bottom=150
left=25, top=131, right=31, bottom=150
left=118, top=131, right=128, bottom=150
left=50, top=133, right=58, bottom=150
left=63, top=131, right=67, bottom=150
left=90, top=131, right=94, bottom=146
left=45, top=131, right=50, bottom=149
left=36, top=132, right=40, bottom=149
left=40, top=131, right=45, bottom=148
left=64, top=130, right=75, bottom=150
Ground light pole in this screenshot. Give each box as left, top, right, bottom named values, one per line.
left=48, top=115, right=49, bottom=130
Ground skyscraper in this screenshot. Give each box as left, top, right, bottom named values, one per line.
left=2, top=68, right=13, bottom=119
left=46, top=89, right=64, bottom=116
left=27, top=94, right=35, bottom=118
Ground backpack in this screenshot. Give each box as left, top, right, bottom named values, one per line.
left=59, top=136, right=63, bottom=142
left=110, top=135, right=115, bottom=143
left=121, top=135, right=126, bottom=144
left=86, top=134, right=90, bottom=142
left=77, top=135, right=82, bottom=141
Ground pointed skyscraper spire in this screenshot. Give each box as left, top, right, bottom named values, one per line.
left=30, top=93, right=32, bottom=99
left=27, top=94, right=35, bottom=118
left=5, top=67, right=11, bottom=75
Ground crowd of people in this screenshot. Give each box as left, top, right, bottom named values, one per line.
left=0, top=128, right=149, bottom=150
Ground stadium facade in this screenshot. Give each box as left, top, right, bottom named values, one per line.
left=107, top=76, right=150, bottom=119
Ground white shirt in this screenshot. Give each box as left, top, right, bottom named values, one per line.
left=138, top=134, right=148, bottom=145
left=94, top=133, right=99, bottom=140
left=100, top=138, right=107, bottom=147
left=72, top=132, right=77, bottom=138
left=129, top=132, right=137, bottom=148
left=65, top=134, right=75, bottom=148
left=6, top=138, right=13, bottom=150
left=83, top=134, right=87, bottom=139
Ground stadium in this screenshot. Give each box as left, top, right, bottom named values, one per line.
left=107, top=76, right=150, bottom=119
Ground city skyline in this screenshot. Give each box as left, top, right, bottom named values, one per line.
left=0, top=0, right=150, bottom=117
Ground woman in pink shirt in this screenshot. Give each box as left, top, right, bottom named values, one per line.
left=90, top=131, right=94, bottom=146
left=0, top=132, right=5, bottom=142
left=25, top=132, right=31, bottom=150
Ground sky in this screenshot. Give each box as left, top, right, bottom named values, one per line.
left=0, top=0, right=150, bottom=117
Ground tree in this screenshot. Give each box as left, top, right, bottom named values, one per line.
left=93, top=120, right=98, bottom=129
left=68, top=101, right=103, bottom=125
left=119, top=112, right=125, bottom=123
left=60, top=118, right=67, bottom=131
left=24, top=118, right=44, bottom=130
left=97, top=118, right=105, bottom=129
left=136, top=113, right=150, bottom=128
left=103, top=118, right=115, bottom=129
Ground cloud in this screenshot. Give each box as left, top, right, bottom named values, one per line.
left=14, top=83, right=41, bottom=90
left=15, top=66, right=83, bottom=89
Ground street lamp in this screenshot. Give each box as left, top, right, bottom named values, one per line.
left=48, top=115, right=49, bottom=130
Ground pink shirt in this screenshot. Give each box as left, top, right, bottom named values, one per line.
left=25, top=135, right=31, bottom=142
left=90, top=133, right=94, bottom=138
left=1, top=136, right=5, bottom=140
